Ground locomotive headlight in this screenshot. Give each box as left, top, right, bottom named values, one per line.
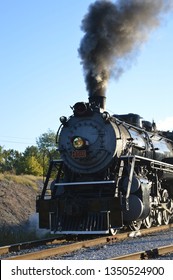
left=72, top=137, right=85, bottom=149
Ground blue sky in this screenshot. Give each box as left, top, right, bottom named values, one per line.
left=0, top=0, right=173, bottom=152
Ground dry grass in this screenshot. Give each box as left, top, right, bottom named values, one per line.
left=0, top=173, right=43, bottom=192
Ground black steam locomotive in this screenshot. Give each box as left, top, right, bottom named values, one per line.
left=36, top=95, right=173, bottom=234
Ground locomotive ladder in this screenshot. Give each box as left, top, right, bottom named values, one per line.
left=115, top=156, right=136, bottom=211
left=115, top=156, right=141, bottom=211
left=125, top=156, right=136, bottom=211
left=115, top=159, right=124, bottom=197
left=40, top=159, right=64, bottom=199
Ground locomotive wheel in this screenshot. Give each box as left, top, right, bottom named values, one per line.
left=143, top=214, right=153, bottom=228
left=109, top=228, right=117, bottom=235
left=156, top=210, right=162, bottom=226
left=162, top=210, right=170, bottom=225
left=129, top=220, right=142, bottom=231
left=161, top=189, right=170, bottom=225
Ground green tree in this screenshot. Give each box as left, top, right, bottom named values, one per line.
left=0, top=146, right=5, bottom=172
left=24, top=155, right=43, bottom=176
left=23, top=146, right=40, bottom=158
left=0, top=148, right=23, bottom=173
left=36, top=129, right=57, bottom=154
left=21, top=146, right=43, bottom=176
left=0, top=130, right=60, bottom=176
left=36, top=130, right=60, bottom=175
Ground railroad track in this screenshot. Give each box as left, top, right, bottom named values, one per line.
left=0, top=236, right=66, bottom=257
left=110, top=244, right=173, bottom=260
left=2, top=224, right=173, bottom=260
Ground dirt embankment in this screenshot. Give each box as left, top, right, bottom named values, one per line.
left=0, top=175, right=42, bottom=228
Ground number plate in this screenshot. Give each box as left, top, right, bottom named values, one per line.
left=72, top=150, right=86, bottom=158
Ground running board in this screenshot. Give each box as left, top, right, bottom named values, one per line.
left=51, top=230, right=110, bottom=235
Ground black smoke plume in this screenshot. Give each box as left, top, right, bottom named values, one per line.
left=79, top=0, right=172, bottom=104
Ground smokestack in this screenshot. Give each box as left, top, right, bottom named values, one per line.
left=87, top=70, right=107, bottom=109
left=78, top=0, right=172, bottom=109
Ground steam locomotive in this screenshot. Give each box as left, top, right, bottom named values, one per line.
left=36, top=95, right=173, bottom=235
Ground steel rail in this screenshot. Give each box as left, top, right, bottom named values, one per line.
left=0, top=236, right=65, bottom=256
left=110, top=244, right=173, bottom=260
left=4, top=236, right=113, bottom=260
left=4, top=224, right=173, bottom=260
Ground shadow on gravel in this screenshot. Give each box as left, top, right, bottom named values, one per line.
left=0, top=213, right=49, bottom=246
